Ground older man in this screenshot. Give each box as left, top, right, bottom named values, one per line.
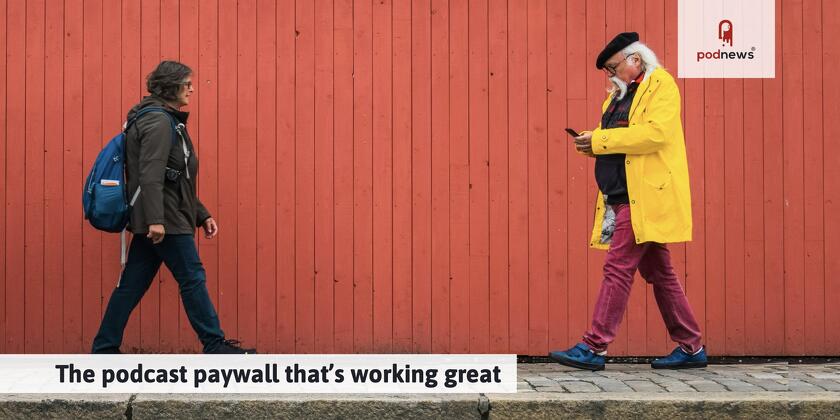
left=549, top=32, right=706, bottom=370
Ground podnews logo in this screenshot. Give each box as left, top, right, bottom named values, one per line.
left=695, top=19, right=756, bottom=62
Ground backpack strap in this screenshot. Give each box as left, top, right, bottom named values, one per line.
left=125, top=107, right=178, bottom=140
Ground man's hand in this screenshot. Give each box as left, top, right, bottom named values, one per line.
left=147, top=224, right=165, bottom=244
left=202, top=217, right=219, bottom=239
left=574, top=132, right=594, bottom=157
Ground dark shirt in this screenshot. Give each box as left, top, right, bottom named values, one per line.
left=595, top=78, right=642, bottom=205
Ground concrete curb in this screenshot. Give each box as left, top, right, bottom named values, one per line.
left=487, top=392, right=840, bottom=419
left=0, top=394, right=131, bottom=420
left=1, top=392, right=838, bottom=419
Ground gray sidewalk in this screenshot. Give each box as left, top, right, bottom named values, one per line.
left=1, top=363, right=839, bottom=419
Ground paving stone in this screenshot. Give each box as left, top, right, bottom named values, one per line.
left=598, top=371, right=636, bottom=380
left=534, top=386, right=568, bottom=393
left=557, top=381, right=601, bottom=393
left=743, top=378, right=790, bottom=392
left=716, top=379, right=762, bottom=392
left=545, top=374, right=582, bottom=381
left=786, top=379, right=823, bottom=392
left=587, top=377, right=634, bottom=392
left=686, top=380, right=727, bottom=392
left=624, top=380, right=665, bottom=393
left=804, top=380, right=840, bottom=392
left=748, top=372, right=784, bottom=379
left=809, top=373, right=840, bottom=380
left=660, top=381, right=697, bottom=393
left=524, top=378, right=557, bottom=387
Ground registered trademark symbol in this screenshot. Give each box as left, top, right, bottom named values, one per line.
left=751, top=47, right=756, bottom=51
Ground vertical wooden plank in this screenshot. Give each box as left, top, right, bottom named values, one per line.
left=507, top=0, right=528, bottom=354
left=802, top=0, right=824, bottom=355
left=352, top=0, right=373, bottom=353
left=391, top=0, right=413, bottom=353
left=762, top=0, right=785, bottom=355
left=469, top=0, right=490, bottom=354
left=296, top=0, right=316, bottom=353
left=100, top=0, right=123, bottom=351
left=564, top=0, right=587, bottom=350
left=663, top=0, right=688, bottom=354
left=121, top=0, right=143, bottom=353
left=782, top=0, right=805, bottom=355
left=545, top=0, right=567, bottom=353
left=217, top=0, right=239, bottom=343
left=82, top=0, right=105, bottom=352
left=823, top=0, right=840, bottom=354
left=178, top=0, right=202, bottom=353
left=683, top=76, right=707, bottom=355
left=624, top=0, right=647, bottom=356
left=743, top=76, right=766, bottom=355
left=585, top=0, right=607, bottom=355
left=276, top=0, right=296, bottom=353
left=314, top=0, right=335, bottom=353
left=293, top=0, right=316, bottom=354
left=237, top=0, right=258, bottom=348
left=157, top=0, right=180, bottom=354
left=526, top=0, right=548, bottom=355
left=430, top=0, right=450, bottom=354
left=4, top=0, right=24, bottom=353
left=411, top=0, right=432, bottom=353
left=644, top=0, right=669, bottom=357
left=448, top=0, right=470, bottom=354
left=603, top=0, right=628, bottom=356
left=723, top=78, right=745, bottom=355
left=195, top=0, right=221, bottom=352
left=62, top=0, right=85, bottom=353
left=256, top=0, right=277, bottom=353
left=488, top=0, right=511, bottom=354
left=332, top=0, right=354, bottom=353
left=24, top=0, right=46, bottom=353
left=0, top=0, right=8, bottom=354
left=138, top=0, right=160, bottom=351
left=703, top=78, right=725, bottom=356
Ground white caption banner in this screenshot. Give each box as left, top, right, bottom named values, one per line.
left=0, top=354, right=516, bottom=394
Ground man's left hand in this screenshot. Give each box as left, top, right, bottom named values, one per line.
left=574, top=132, right=594, bottom=157
left=202, top=217, right=219, bottom=239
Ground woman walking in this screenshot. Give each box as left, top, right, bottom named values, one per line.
left=92, top=61, right=255, bottom=354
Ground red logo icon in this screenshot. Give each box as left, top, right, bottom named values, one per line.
left=719, top=20, right=733, bottom=47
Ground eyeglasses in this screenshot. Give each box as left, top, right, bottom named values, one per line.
left=603, top=53, right=636, bottom=76
left=180, top=80, right=193, bottom=88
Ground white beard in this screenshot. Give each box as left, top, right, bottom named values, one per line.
left=610, top=76, right=628, bottom=100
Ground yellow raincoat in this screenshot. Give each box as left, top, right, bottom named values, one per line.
left=588, top=67, right=691, bottom=250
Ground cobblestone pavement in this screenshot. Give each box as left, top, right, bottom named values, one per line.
left=518, top=363, right=840, bottom=393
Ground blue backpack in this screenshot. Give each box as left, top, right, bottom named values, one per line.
left=83, top=107, right=176, bottom=233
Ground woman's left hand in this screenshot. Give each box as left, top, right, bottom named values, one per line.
left=202, top=217, right=219, bottom=239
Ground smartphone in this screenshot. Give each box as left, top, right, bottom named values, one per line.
left=565, top=128, right=581, bottom=138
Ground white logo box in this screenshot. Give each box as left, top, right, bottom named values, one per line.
left=678, top=0, right=775, bottom=78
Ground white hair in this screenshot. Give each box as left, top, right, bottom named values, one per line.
left=621, top=41, right=661, bottom=75
left=608, top=41, right=662, bottom=99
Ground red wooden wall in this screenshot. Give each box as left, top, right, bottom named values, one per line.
left=1, top=0, right=838, bottom=356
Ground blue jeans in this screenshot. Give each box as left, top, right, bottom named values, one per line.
left=91, top=234, right=225, bottom=353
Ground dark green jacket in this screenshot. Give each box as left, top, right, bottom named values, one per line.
left=125, top=96, right=211, bottom=235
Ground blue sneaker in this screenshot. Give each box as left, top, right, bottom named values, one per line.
left=651, top=346, right=707, bottom=369
left=548, top=343, right=605, bottom=371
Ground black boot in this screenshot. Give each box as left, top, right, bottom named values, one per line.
left=206, top=339, right=257, bottom=354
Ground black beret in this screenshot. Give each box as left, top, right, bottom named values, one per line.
left=596, top=32, right=639, bottom=69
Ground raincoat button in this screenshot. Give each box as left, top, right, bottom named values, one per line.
left=631, top=200, right=636, bottom=204
left=626, top=160, right=630, bottom=164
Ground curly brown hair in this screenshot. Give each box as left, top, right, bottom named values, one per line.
left=146, top=60, right=192, bottom=101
